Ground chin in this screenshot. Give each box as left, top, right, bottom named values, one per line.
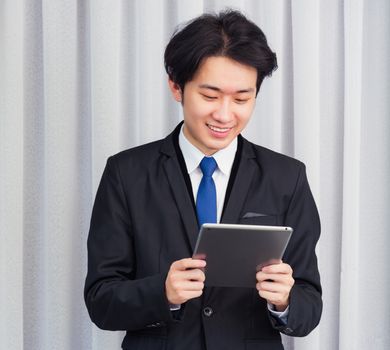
left=206, top=140, right=231, bottom=152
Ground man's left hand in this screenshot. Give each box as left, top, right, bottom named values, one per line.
left=256, top=261, right=294, bottom=312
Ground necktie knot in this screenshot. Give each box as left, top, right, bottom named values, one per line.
left=199, top=157, right=217, bottom=178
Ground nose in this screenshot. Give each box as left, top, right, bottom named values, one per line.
left=212, top=98, right=233, bottom=123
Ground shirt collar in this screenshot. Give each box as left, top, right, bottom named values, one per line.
left=178, top=125, right=237, bottom=175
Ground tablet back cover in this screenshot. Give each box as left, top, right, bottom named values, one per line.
left=193, top=224, right=292, bottom=288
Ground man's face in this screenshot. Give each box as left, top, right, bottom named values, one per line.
left=169, top=56, right=257, bottom=155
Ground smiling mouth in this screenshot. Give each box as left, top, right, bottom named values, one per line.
left=207, top=124, right=232, bottom=133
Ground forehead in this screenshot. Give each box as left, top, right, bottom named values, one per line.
left=191, top=56, right=257, bottom=93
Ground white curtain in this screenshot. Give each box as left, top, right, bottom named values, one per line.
left=1, top=0, right=389, bottom=349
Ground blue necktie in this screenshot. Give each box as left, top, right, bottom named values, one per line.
left=196, top=157, right=217, bottom=227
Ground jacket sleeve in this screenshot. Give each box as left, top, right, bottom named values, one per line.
left=270, top=163, right=322, bottom=336
left=84, top=156, right=175, bottom=331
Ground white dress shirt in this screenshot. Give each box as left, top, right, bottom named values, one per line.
left=179, top=126, right=237, bottom=222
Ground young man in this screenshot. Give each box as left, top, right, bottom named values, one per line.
left=85, top=10, right=322, bottom=350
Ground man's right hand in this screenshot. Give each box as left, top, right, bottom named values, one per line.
left=165, top=258, right=206, bottom=305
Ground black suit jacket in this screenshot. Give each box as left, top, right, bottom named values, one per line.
left=84, top=124, right=322, bottom=350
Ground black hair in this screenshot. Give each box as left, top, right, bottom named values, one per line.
left=164, top=9, right=277, bottom=95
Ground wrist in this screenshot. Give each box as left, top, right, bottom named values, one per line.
left=274, top=303, right=288, bottom=312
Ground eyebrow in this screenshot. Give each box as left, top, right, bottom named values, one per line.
left=198, top=84, right=255, bottom=94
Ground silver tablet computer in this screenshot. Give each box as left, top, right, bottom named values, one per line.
left=192, top=223, right=293, bottom=288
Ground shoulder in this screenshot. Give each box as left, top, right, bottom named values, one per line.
left=102, top=138, right=170, bottom=180
left=241, top=138, right=309, bottom=196
left=111, top=138, right=165, bottom=163
left=108, top=125, right=179, bottom=167
left=244, top=138, right=305, bottom=174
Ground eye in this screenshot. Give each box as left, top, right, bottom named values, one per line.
left=201, top=94, right=217, bottom=101
left=235, top=98, right=249, bottom=104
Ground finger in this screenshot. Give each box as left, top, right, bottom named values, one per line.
left=256, top=281, right=291, bottom=294
left=172, top=281, right=205, bottom=292
left=256, top=265, right=293, bottom=280
left=256, top=272, right=294, bottom=284
left=261, top=263, right=292, bottom=274
left=172, top=258, right=206, bottom=271
left=169, top=268, right=205, bottom=284
left=185, top=268, right=206, bottom=282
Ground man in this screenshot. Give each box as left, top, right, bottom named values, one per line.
left=84, top=10, right=322, bottom=350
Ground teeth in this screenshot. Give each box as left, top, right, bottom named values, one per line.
left=208, top=124, right=230, bottom=132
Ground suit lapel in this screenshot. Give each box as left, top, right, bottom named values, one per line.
left=159, top=130, right=259, bottom=255
left=161, top=131, right=199, bottom=252
left=221, top=139, right=257, bottom=224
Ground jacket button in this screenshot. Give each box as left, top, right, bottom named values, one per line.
left=284, top=327, right=293, bottom=334
left=203, top=306, right=213, bottom=317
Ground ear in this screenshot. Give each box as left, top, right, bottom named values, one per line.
left=168, top=79, right=182, bottom=102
